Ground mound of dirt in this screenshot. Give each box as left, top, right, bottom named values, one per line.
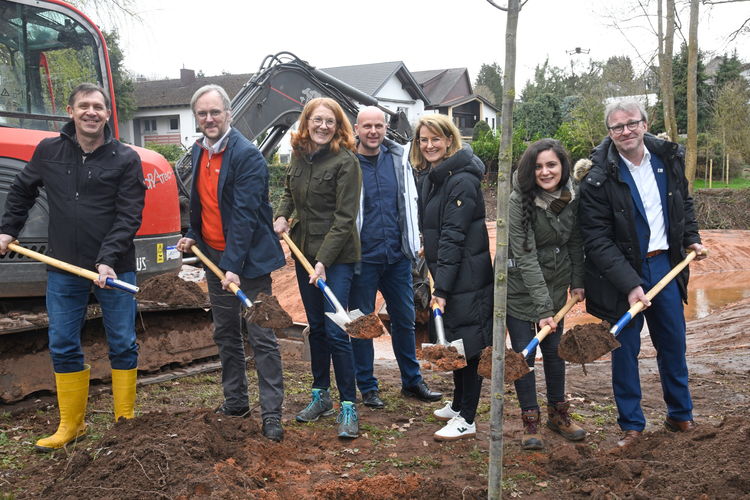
left=558, top=321, right=619, bottom=366
left=137, top=272, right=208, bottom=306
left=244, top=292, right=293, bottom=329
left=478, top=346, right=493, bottom=378
left=549, top=416, right=750, bottom=498
left=420, top=344, right=467, bottom=371
left=346, top=313, right=385, bottom=339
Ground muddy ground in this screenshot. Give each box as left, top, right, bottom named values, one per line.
left=2, top=228, right=750, bottom=498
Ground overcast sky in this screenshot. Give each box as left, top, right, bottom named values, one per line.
left=105, top=0, right=750, bottom=88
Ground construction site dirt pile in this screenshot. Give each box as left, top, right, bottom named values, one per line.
left=558, top=321, right=620, bottom=365
left=137, top=272, right=208, bottom=306
left=244, top=292, right=293, bottom=329
left=346, top=313, right=386, bottom=339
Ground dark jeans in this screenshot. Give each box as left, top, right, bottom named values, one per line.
left=507, top=314, right=566, bottom=410
left=349, top=257, right=422, bottom=394
left=612, top=251, right=692, bottom=431
left=295, top=260, right=356, bottom=403
left=450, top=356, right=483, bottom=424
left=46, top=270, right=138, bottom=373
left=204, top=245, right=284, bottom=417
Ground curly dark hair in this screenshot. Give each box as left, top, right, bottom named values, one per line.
left=514, top=138, right=571, bottom=252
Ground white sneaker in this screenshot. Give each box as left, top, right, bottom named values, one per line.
left=434, top=416, right=476, bottom=441
left=433, top=401, right=460, bottom=421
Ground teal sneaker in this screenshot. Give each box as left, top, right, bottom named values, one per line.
left=337, top=401, right=359, bottom=439
left=296, top=388, right=335, bottom=422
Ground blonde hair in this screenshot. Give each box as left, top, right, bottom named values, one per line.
left=291, top=97, right=355, bottom=155
left=409, top=114, right=462, bottom=171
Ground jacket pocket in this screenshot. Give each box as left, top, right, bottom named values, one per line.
left=308, top=220, right=332, bottom=235
left=311, top=169, right=336, bottom=194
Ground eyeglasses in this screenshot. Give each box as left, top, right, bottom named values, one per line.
left=196, top=109, right=224, bottom=120
left=608, top=119, right=643, bottom=135
left=309, top=116, right=336, bottom=127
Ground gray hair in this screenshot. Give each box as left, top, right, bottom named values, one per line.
left=190, top=84, right=231, bottom=113
left=604, top=98, right=648, bottom=127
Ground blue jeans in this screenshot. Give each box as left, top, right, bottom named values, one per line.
left=46, top=270, right=138, bottom=373
left=295, top=261, right=356, bottom=403
left=612, top=251, right=692, bottom=431
left=349, top=258, right=422, bottom=393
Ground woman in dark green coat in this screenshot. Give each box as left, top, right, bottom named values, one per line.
left=507, top=139, right=586, bottom=449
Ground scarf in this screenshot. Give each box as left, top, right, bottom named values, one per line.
left=534, top=179, right=575, bottom=215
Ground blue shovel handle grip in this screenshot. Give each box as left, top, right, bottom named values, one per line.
left=522, top=337, right=540, bottom=357
left=610, top=311, right=634, bottom=336
left=234, top=288, right=253, bottom=308
left=106, top=278, right=139, bottom=294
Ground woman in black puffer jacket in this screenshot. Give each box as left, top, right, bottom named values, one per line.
left=411, top=114, right=493, bottom=442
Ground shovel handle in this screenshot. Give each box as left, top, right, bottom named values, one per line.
left=8, top=242, right=139, bottom=294
left=521, top=294, right=580, bottom=356
left=279, top=231, right=347, bottom=314
left=610, top=250, right=699, bottom=335
left=426, top=271, right=449, bottom=345
left=190, top=245, right=252, bottom=308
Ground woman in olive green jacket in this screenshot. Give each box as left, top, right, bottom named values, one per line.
left=274, top=97, right=362, bottom=439
left=507, top=139, right=586, bottom=450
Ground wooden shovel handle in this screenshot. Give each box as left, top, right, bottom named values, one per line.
left=611, top=249, right=701, bottom=334
left=280, top=232, right=316, bottom=276
left=537, top=294, right=581, bottom=339
left=8, top=242, right=138, bottom=293
left=190, top=245, right=240, bottom=296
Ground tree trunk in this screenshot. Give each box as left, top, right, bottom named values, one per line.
left=487, top=0, right=519, bottom=497
left=660, top=0, right=679, bottom=140
left=686, top=0, right=699, bottom=191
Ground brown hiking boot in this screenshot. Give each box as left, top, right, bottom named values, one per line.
left=547, top=401, right=586, bottom=441
left=521, top=409, right=544, bottom=450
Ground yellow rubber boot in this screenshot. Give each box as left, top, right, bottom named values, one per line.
left=112, top=368, right=137, bottom=421
left=35, top=365, right=90, bottom=452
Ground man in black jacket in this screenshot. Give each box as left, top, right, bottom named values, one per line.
left=578, top=98, right=707, bottom=451
left=176, top=85, right=286, bottom=442
left=0, top=83, right=145, bottom=451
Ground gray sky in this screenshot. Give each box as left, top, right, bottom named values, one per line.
left=106, top=0, right=750, bottom=88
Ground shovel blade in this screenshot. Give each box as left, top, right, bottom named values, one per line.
left=448, top=339, right=466, bottom=357
left=325, top=311, right=352, bottom=331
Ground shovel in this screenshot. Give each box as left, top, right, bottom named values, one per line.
left=559, top=249, right=703, bottom=365
left=279, top=232, right=380, bottom=338
left=420, top=272, right=467, bottom=370
left=189, top=245, right=292, bottom=329
left=7, top=241, right=138, bottom=294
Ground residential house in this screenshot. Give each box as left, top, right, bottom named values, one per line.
left=120, top=69, right=251, bottom=148
left=413, top=68, right=499, bottom=138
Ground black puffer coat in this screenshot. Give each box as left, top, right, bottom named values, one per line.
left=419, top=145, right=493, bottom=360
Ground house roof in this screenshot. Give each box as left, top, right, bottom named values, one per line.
left=440, top=93, right=500, bottom=112
left=321, top=61, right=429, bottom=103
left=135, top=72, right=253, bottom=108
left=412, top=68, right=471, bottom=106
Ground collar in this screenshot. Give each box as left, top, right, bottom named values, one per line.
left=200, top=127, right=232, bottom=155
left=619, top=147, right=651, bottom=172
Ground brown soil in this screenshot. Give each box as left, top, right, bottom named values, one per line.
left=244, top=292, right=293, bottom=329
left=346, top=313, right=386, bottom=339
left=137, top=272, right=208, bottom=307
left=558, top=321, right=620, bottom=367
left=420, top=344, right=467, bottom=371
left=504, top=348, right=532, bottom=382
left=478, top=346, right=493, bottom=378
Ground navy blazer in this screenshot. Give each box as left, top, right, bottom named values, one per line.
left=185, top=128, right=285, bottom=278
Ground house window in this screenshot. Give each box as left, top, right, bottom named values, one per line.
left=169, top=118, right=179, bottom=131
left=143, top=119, right=157, bottom=132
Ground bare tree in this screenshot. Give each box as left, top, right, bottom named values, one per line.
left=485, top=0, right=525, bottom=498
left=686, top=0, right=699, bottom=190
left=658, top=0, right=679, bottom=140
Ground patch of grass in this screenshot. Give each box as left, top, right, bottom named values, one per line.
left=383, top=455, right=440, bottom=470
left=359, top=422, right=403, bottom=443
left=468, top=445, right=489, bottom=476
left=570, top=412, right=585, bottom=423
left=694, top=177, right=750, bottom=189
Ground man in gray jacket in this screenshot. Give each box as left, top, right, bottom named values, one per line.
left=349, top=107, right=441, bottom=408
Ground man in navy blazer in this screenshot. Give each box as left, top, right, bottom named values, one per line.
left=578, top=98, right=707, bottom=451
left=177, top=85, right=286, bottom=441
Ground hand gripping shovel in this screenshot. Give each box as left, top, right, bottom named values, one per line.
left=559, top=249, right=704, bottom=365
left=279, top=232, right=383, bottom=339
left=189, top=245, right=292, bottom=329
left=8, top=241, right=138, bottom=293
left=420, top=273, right=467, bottom=371
left=479, top=294, right=580, bottom=381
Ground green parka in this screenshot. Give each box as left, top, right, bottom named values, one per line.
left=276, top=146, right=361, bottom=267
left=507, top=178, right=584, bottom=322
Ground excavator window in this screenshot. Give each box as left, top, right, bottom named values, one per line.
left=0, top=2, right=102, bottom=131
